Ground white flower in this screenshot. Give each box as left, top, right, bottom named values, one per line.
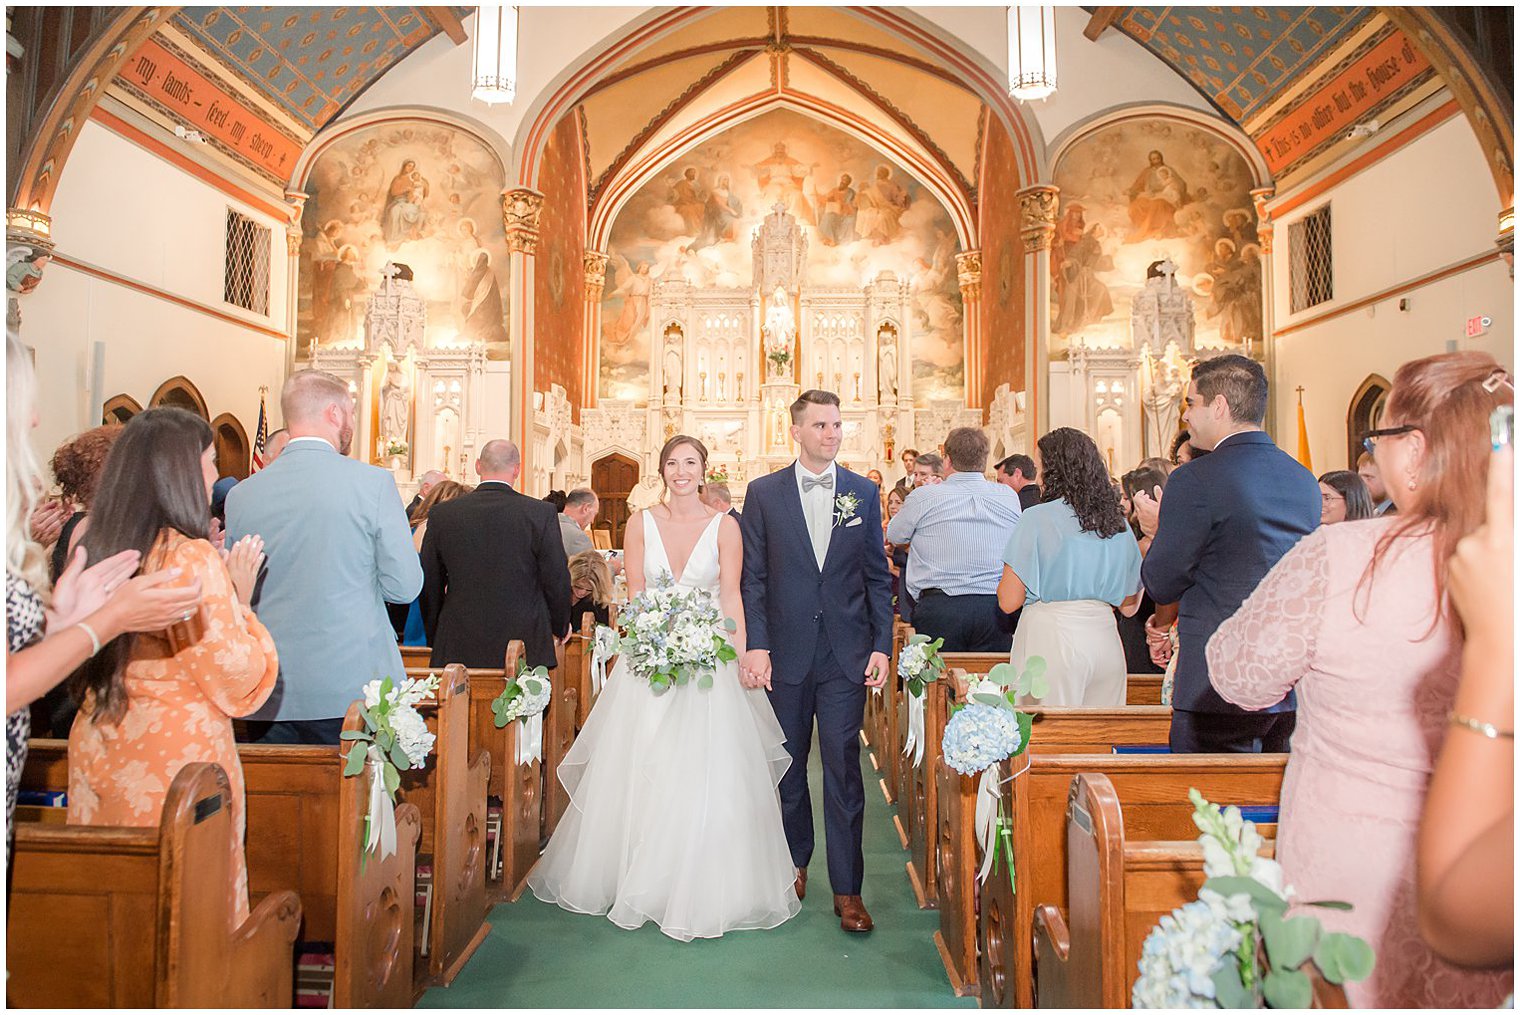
left=1133, top=899, right=1242, bottom=1008
left=362, top=679, right=384, bottom=710
left=833, top=492, right=861, bottom=527
left=391, top=706, right=435, bottom=767
left=898, top=643, right=929, bottom=679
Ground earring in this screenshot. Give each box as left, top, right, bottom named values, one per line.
left=1407, top=476, right=1418, bottom=491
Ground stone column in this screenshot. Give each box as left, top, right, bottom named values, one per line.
left=955, top=250, right=983, bottom=411
left=1250, top=185, right=1278, bottom=435
left=1017, top=184, right=1058, bottom=437
left=582, top=250, right=609, bottom=411
left=283, top=190, right=309, bottom=379
left=5, top=209, right=55, bottom=329
left=502, top=186, right=544, bottom=460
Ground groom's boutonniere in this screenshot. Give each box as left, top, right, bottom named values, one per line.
left=833, top=491, right=861, bottom=528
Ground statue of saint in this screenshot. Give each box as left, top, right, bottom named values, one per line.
left=878, top=336, right=898, bottom=402
left=380, top=360, right=411, bottom=444
left=762, top=286, right=794, bottom=378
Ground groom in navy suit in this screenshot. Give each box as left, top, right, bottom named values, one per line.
left=740, top=390, right=894, bottom=933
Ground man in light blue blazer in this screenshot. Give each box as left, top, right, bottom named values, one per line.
left=227, top=370, right=422, bottom=745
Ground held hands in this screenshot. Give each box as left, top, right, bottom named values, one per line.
left=1144, top=615, right=1174, bottom=668
left=223, top=534, right=265, bottom=608
left=1132, top=486, right=1163, bottom=539
left=740, top=648, right=772, bottom=691
left=863, top=651, right=889, bottom=688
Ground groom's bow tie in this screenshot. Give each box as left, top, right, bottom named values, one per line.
left=802, top=473, right=834, bottom=493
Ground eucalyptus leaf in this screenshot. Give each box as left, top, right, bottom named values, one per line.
left=381, top=761, right=401, bottom=797
left=1301, top=899, right=1354, bottom=911
left=1314, top=933, right=1375, bottom=984
left=1260, top=909, right=1320, bottom=971
left=972, top=691, right=1008, bottom=707
left=339, top=730, right=369, bottom=741
left=1203, top=875, right=1288, bottom=917
left=1028, top=673, right=1050, bottom=700
left=1023, top=655, right=1047, bottom=680
left=343, top=741, right=367, bottom=777
left=723, top=618, right=737, bottom=632
left=1014, top=710, right=1034, bottom=755
left=1211, top=960, right=1252, bottom=1009
left=987, top=662, right=1016, bottom=687
left=389, top=739, right=411, bottom=771
left=697, top=674, right=713, bottom=690
left=1263, top=968, right=1311, bottom=1009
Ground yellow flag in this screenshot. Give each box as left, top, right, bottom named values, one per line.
left=1296, top=393, right=1313, bottom=472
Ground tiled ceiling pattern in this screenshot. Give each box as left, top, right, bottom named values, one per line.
left=1115, top=6, right=1370, bottom=120
left=173, top=6, right=467, bottom=133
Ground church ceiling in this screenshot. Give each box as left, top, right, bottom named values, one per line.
left=1109, top=6, right=1371, bottom=122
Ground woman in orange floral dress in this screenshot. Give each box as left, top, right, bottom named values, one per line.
left=67, top=408, right=278, bottom=924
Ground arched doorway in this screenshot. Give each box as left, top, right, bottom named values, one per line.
left=101, top=393, right=142, bottom=425
left=591, top=452, right=639, bottom=548
left=211, top=413, right=251, bottom=480
left=149, top=376, right=209, bottom=419
left=1346, top=374, right=1391, bottom=469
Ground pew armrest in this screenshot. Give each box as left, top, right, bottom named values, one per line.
left=236, top=888, right=303, bottom=949
left=229, top=889, right=303, bottom=1007
left=1032, top=904, right=1069, bottom=962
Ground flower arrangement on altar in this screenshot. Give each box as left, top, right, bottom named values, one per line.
left=767, top=348, right=792, bottom=371
left=705, top=463, right=730, bottom=485
left=384, top=438, right=409, bottom=457
left=940, top=659, right=1048, bottom=883
left=342, top=673, right=439, bottom=858
left=616, top=572, right=737, bottom=695
left=491, top=658, right=552, bottom=765
left=1132, top=791, right=1374, bottom=1008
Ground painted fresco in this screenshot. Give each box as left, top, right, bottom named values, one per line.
left=1052, top=118, right=1262, bottom=353
left=600, top=108, right=964, bottom=405
left=298, top=119, right=510, bottom=360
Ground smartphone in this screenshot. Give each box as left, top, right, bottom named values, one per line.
left=1491, top=405, right=1513, bottom=451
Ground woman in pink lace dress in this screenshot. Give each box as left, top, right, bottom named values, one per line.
left=1206, top=352, right=1513, bottom=1008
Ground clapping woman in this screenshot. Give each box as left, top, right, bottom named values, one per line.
left=67, top=407, right=279, bottom=925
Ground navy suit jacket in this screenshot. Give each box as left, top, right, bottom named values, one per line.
left=1140, top=431, right=1320, bottom=714
left=740, top=464, right=893, bottom=684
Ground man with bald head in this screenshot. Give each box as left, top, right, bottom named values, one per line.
left=227, top=369, right=423, bottom=745
left=420, top=439, right=572, bottom=670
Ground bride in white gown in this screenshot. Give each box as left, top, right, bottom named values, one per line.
left=527, top=435, right=801, bottom=940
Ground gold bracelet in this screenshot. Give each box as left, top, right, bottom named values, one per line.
left=1449, top=712, right=1514, bottom=740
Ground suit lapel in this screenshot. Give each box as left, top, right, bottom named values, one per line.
left=778, top=465, right=821, bottom=575
left=820, top=470, right=850, bottom=572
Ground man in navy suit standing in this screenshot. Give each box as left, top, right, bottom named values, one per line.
left=1139, top=355, right=1320, bottom=754
left=740, top=390, right=893, bottom=933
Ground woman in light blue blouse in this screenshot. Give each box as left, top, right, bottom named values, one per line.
left=997, top=428, right=1142, bottom=706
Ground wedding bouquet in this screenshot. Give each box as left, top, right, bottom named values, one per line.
left=1133, top=791, right=1374, bottom=1009
left=342, top=673, right=440, bottom=858
left=940, top=658, right=1046, bottom=883
left=617, top=572, right=737, bottom=695
left=491, top=659, right=552, bottom=765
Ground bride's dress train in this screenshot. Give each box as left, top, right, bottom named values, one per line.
left=527, top=511, right=801, bottom=940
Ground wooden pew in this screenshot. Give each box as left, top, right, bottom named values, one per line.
left=1127, top=673, right=1164, bottom=706
left=404, top=665, right=492, bottom=988
left=545, top=637, right=582, bottom=841
left=941, top=653, right=1166, bottom=709
left=401, top=645, right=431, bottom=669
left=1032, top=772, right=1278, bottom=1009
left=8, top=762, right=302, bottom=1007
left=1026, top=705, right=1173, bottom=754
left=21, top=728, right=423, bottom=1008
left=902, top=675, right=952, bottom=909
left=878, top=620, right=908, bottom=808
left=976, top=752, right=1285, bottom=1009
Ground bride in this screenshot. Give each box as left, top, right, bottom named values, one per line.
left=527, top=435, right=801, bottom=940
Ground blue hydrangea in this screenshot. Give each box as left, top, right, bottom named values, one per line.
left=941, top=703, right=1021, bottom=776
left=1132, top=899, right=1243, bottom=1008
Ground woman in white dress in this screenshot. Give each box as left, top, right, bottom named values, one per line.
left=528, top=435, right=801, bottom=940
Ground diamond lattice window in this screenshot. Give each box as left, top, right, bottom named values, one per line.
left=224, top=208, right=271, bottom=317
left=1288, top=204, right=1333, bottom=314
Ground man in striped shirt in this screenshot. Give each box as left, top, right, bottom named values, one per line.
left=886, top=427, right=1022, bottom=652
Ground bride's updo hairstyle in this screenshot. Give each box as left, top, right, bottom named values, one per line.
left=658, top=434, right=709, bottom=495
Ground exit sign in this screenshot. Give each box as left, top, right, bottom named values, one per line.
left=1466, top=314, right=1492, bottom=337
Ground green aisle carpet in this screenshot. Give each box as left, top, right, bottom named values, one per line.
left=420, top=732, right=975, bottom=1008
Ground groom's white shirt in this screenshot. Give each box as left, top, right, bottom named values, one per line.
left=794, top=459, right=837, bottom=570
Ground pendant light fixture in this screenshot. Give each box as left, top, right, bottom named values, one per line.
left=1008, top=6, right=1057, bottom=101
left=471, top=5, right=519, bottom=105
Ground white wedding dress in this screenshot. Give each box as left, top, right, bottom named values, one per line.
left=527, top=511, right=802, bottom=940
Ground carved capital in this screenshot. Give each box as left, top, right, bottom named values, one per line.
left=283, top=190, right=309, bottom=259
left=955, top=249, right=983, bottom=291
left=583, top=249, right=609, bottom=299
left=7, top=210, right=56, bottom=297
left=502, top=188, right=545, bottom=255
left=1017, top=185, right=1059, bottom=251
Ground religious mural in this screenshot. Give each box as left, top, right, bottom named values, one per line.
left=297, top=119, right=510, bottom=360
left=600, top=108, right=964, bottom=405
left=1052, top=118, right=1262, bottom=353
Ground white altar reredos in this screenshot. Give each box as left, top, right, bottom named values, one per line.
left=581, top=204, right=988, bottom=499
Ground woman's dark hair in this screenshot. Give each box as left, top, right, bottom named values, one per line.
left=1038, top=427, right=1128, bottom=538
left=543, top=489, right=568, bottom=512
left=72, top=407, right=214, bottom=725
left=1121, top=465, right=1169, bottom=503
left=1317, top=469, right=1374, bottom=521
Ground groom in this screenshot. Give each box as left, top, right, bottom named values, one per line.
left=740, top=389, right=893, bottom=933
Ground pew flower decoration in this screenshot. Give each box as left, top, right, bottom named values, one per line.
left=491, top=659, right=552, bottom=765
left=943, top=658, right=1048, bottom=883
left=590, top=624, right=619, bottom=697
left=1133, top=791, right=1374, bottom=1009
left=898, top=633, right=946, bottom=767
left=342, top=674, right=440, bottom=859
left=616, top=572, right=738, bottom=696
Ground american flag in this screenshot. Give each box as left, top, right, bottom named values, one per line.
left=250, top=392, right=269, bottom=472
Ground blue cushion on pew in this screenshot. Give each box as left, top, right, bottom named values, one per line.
left=1110, top=745, right=1170, bottom=754
left=1233, top=805, right=1279, bottom=824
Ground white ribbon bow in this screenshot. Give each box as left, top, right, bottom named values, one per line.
left=902, top=690, right=926, bottom=768
left=363, top=748, right=399, bottom=859
left=975, top=766, right=1002, bottom=884
left=590, top=630, right=612, bottom=697
left=515, top=712, right=544, bottom=766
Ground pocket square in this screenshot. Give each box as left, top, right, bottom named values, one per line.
left=845, top=517, right=863, bottom=528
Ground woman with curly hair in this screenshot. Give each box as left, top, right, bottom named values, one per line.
left=48, top=424, right=124, bottom=581
left=997, top=428, right=1142, bottom=706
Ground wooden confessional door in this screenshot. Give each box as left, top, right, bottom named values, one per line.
left=592, top=453, right=639, bottom=548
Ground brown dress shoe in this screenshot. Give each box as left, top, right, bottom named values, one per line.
left=794, top=867, right=807, bottom=900
left=833, top=894, right=874, bottom=932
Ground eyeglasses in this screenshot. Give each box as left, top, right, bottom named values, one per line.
left=1320, top=491, right=1345, bottom=503
left=1361, top=424, right=1420, bottom=455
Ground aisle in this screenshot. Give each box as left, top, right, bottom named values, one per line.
left=420, top=732, right=974, bottom=1008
